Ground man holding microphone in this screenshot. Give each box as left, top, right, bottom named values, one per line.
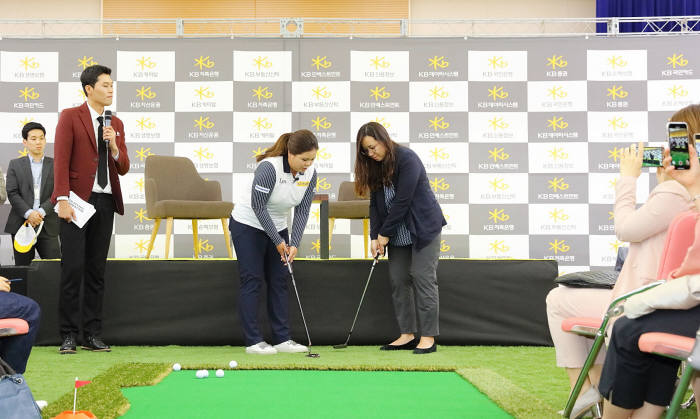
left=52, top=65, right=129, bottom=354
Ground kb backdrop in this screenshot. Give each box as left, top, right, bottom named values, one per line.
left=0, top=36, right=698, bottom=272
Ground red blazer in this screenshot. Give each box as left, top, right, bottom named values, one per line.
left=52, top=102, right=129, bottom=215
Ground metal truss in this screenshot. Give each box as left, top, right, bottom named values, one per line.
left=0, top=16, right=698, bottom=38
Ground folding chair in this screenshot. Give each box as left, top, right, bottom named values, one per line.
left=0, top=318, right=29, bottom=337
left=638, top=327, right=700, bottom=419
left=561, top=211, right=698, bottom=418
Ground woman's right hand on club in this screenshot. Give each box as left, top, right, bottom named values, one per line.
left=663, top=144, right=700, bottom=195
left=371, top=240, right=384, bottom=257
left=619, top=141, right=643, bottom=178
left=276, top=241, right=289, bottom=263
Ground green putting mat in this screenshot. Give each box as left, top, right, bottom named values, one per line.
left=121, top=370, right=512, bottom=418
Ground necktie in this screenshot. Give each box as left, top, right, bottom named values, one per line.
left=97, top=116, right=107, bottom=189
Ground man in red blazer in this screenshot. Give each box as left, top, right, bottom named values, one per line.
left=52, top=65, right=129, bottom=354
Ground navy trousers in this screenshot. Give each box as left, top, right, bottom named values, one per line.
left=230, top=219, right=290, bottom=347
left=0, top=292, right=40, bottom=374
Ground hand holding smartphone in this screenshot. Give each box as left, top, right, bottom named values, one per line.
left=668, top=121, right=690, bottom=170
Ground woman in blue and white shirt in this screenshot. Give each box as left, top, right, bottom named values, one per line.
left=354, top=122, right=446, bottom=354
left=230, top=129, right=318, bottom=355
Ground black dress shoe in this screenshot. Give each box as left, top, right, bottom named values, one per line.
left=82, top=336, right=111, bottom=352
left=413, top=342, right=437, bottom=354
left=59, top=335, right=77, bottom=354
left=380, top=338, right=419, bottom=351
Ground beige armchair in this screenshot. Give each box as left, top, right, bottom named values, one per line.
left=328, top=181, right=370, bottom=258
left=144, top=155, right=234, bottom=259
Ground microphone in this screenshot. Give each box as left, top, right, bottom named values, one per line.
left=104, top=110, right=112, bottom=129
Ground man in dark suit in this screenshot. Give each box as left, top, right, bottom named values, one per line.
left=4, top=122, right=60, bottom=266
left=52, top=65, right=129, bottom=354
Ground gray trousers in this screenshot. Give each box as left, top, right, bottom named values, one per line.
left=387, top=233, right=440, bottom=337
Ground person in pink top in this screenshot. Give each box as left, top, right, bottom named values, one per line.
left=546, top=104, right=699, bottom=416
left=599, top=141, right=700, bottom=419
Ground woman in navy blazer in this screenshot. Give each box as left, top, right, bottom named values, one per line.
left=354, top=122, right=446, bottom=354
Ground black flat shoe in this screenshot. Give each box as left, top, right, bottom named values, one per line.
left=413, top=342, right=437, bottom=354
left=380, top=338, right=419, bottom=351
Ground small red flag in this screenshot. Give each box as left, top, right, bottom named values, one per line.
left=75, top=380, right=91, bottom=389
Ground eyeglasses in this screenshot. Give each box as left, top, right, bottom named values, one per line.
left=360, top=144, right=378, bottom=156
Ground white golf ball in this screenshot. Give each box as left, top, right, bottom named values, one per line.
left=202, top=370, right=209, bottom=378
left=195, top=370, right=205, bottom=379
left=172, top=363, right=181, bottom=371
left=229, top=360, right=238, bottom=368
left=215, top=369, right=224, bottom=378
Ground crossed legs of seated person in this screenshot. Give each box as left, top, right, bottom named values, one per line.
left=599, top=305, right=700, bottom=419
left=0, top=279, right=41, bottom=374
left=546, top=286, right=609, bottom=413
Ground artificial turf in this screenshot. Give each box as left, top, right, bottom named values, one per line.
left=23, top=345, right=699, bottom=418
left=121, top=370, right=512, bottom=418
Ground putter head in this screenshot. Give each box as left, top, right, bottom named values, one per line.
left=307, top=352, right=320, bottom=358
left=333, top=343, right=348, bottom=349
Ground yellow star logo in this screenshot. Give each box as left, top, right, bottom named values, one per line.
left=18, top=87, right=40, bottom=101
left=548, top=177, right=569, bottom=192
left=546, top=54, right=567, bottom=70
left=136, top=86, right=156, bottom=100
left=488, top=208, right=510, bottom=223
left=430, top=177, right=450, bottom=192
left=489, top=240, right=510, bottom=254
left=136, top=56, right=156, bottom=70
left=428, top=56, right=449, bottom=70
left=488, top=178, right=509, bottom=191
left=253, top=56, right=272, bottom=70
left=370, top=86, right=390, bottom=100
left=549, top=239, right=570, bottom=254
left=667, top=53, right=688, bottom=69
left=311, top=116, right=331, bottom=130
left=193, top=56, right=215, bottom=70
left=428, top=116, right=449, bottom=131
left=370, top=56, right=390, bottom=69
left=253, top=117, right=272, bottom=131
left=488, top=86, right=508, bottom=100
left=311, top=56, right=332, bottom=70
left=488, top=56, right=508, bottom=69
left=195, top=86, right=215, bottom=100
left=19, top=57, right=39, bottom=70
left=77, top=55, right=98, bottom=69
left=135, top=147, right=154, bottom=162
left=488, top=147, right=510, bottom=162
left=133, top=208, right=152, bottom=223
left=194, top=116, right=215, bottom=131
left=547, top=116, right=568, bottom=131
left=606, top=85, right=628, bottom=100
left=251, top=86, right=273, bottom=100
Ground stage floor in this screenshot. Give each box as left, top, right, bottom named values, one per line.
left=25, top=258, right=557, bottom=346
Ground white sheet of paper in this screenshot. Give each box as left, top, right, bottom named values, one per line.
left=53, top=191, right=96, bottom=229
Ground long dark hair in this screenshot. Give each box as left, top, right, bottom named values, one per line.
left=256, top=129, right=318, bottom=162
left=354, top=122, right=399, bottom=197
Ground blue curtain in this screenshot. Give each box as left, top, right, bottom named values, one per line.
left=596, top=0, right=700, bottom=33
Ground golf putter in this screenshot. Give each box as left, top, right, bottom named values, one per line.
left=334, top=253, right=381, bottom=349
left=284, top=253, right=320, bottom=358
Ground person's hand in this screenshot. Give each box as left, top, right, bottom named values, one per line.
left=276, top=241, right=289, bottom=263
left=0, top=277, right=10, bottom=293
left=27, top=210, right=43, bottom=227
left=377, top=234, right=389, bottom=256
left=287, top=246, right=298, bottom=264
left=103, top=126, right=119, bottom=156
left=371, top=240, right=383, bottom=257
left=57, top=200, right=75, bottom=222
left=619, top=142, right=643, bottom=178
left=663, top=144, right=700, bottom=196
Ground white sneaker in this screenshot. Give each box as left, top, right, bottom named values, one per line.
left=245, top=341, right=277, bottom=355
left=558, top=386, right=602, bottom=418
left=273, top=340, right=309, bottom=353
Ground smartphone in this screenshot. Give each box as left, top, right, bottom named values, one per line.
left=668, top=122, right=690, bottom=170
left=642, top=146, right=663, bottom=167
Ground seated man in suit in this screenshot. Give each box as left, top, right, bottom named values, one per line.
left=3, top=122, right=60, bottom=266
left=0, top=276, right=40, bottom=374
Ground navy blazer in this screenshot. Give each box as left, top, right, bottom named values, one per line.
left=4, top=155, right=59, bottom=237
left=369, top=146, right=446, bottom=250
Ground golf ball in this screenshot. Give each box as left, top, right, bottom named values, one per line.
left=215, top=369, right=224, bottom=378
left=172, top=363, right=181, bottom=371
left=229, top=360, right=238, bottom=368
left=202, top=370, right=209, bottom=378
left=195, top=370, right=206, bottom=379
